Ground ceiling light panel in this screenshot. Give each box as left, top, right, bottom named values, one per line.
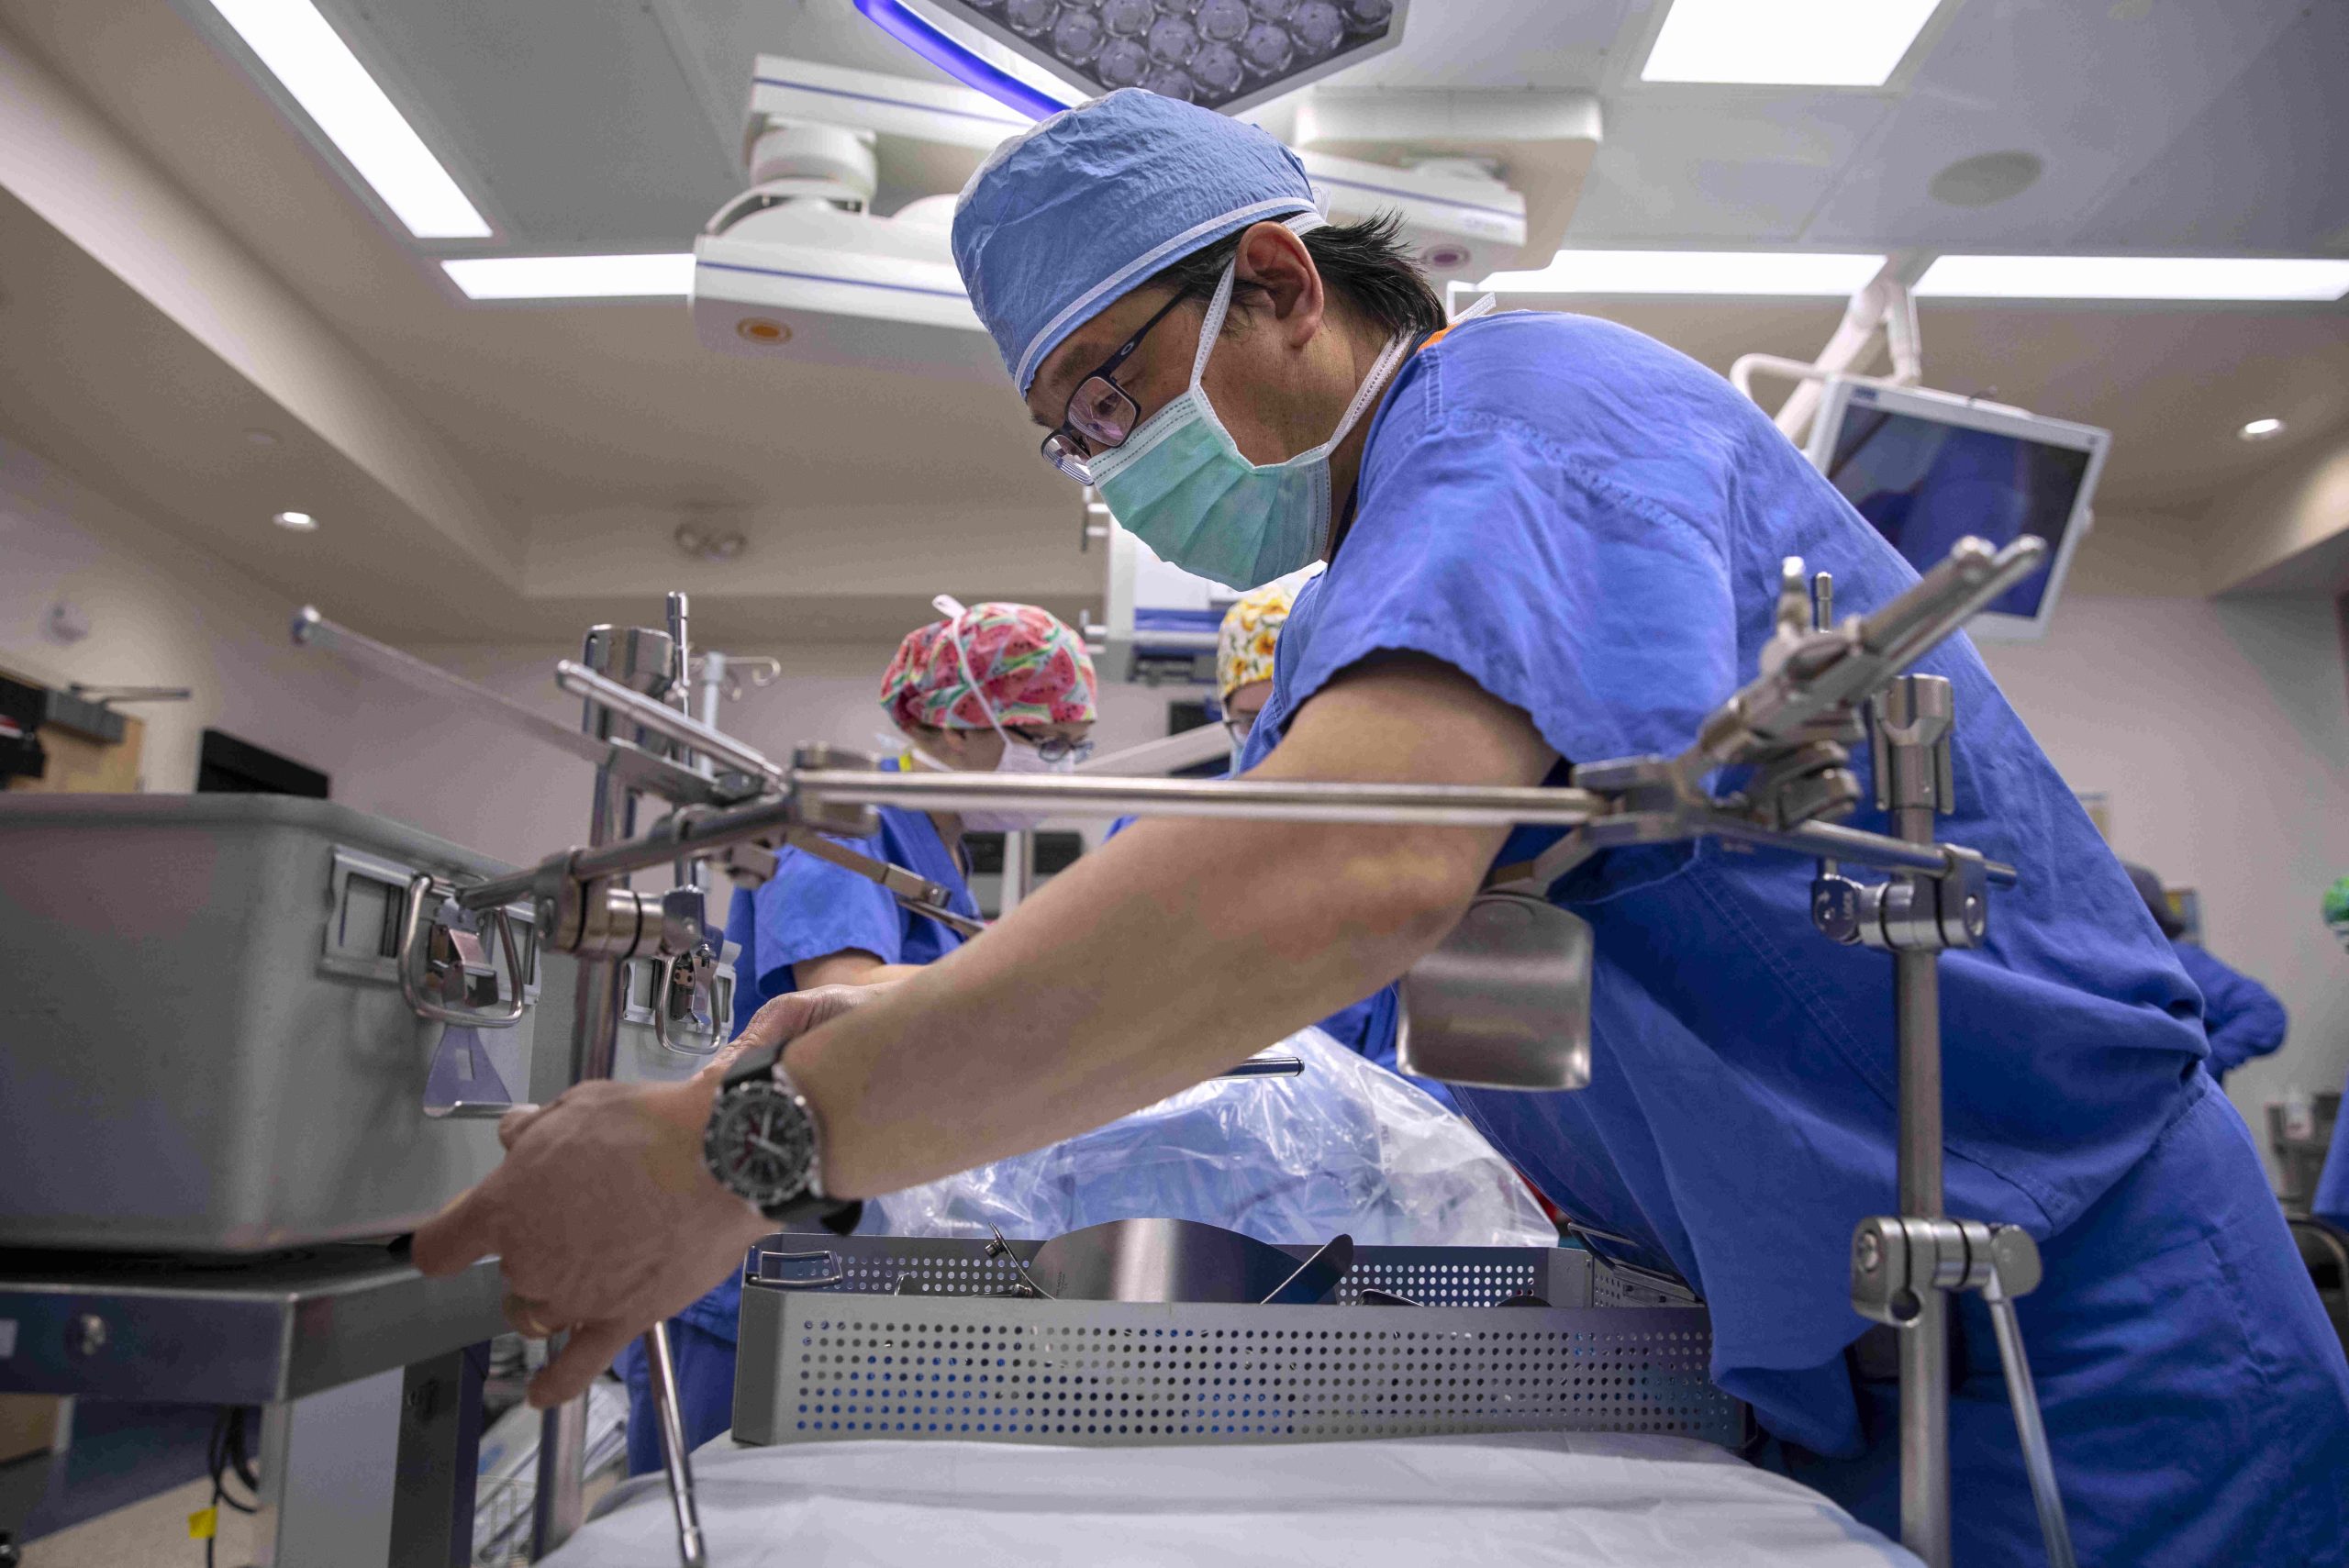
left=1479, top=250, right=1887, bottom=296
left=206, top=0, right=490, bottom=239
left=1915, top=256, right=2349, bottom=302
left=442, top=255, right=696, bottom=300
left=1642, top=0, right=1941, bottom=87
left=918, top=0, right=1408, bottom=116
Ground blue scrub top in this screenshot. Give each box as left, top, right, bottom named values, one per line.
left=1243, top=311, right=2210, bottom=1458
left=2319, top=1085, right=2349, bottom=1231
left=723, top=762, right=981, bottom=1035
left=2170, top=940, right=2287, bottom=1081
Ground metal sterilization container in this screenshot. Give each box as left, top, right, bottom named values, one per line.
left=0, top=795, right=545, bottom=1253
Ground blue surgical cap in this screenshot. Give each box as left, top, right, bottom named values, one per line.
left=952, top=89, right=1322, bottom=395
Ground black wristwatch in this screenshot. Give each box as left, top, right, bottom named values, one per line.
left=701, top=1040, right=863, bottom=1234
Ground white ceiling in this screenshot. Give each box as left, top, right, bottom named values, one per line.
left=0, top=0, right=2344, bottom=645
left=194, top=0, right=2349, bottom=253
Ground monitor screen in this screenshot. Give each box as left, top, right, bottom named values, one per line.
left=1821, top=405, right=2095, bottom=619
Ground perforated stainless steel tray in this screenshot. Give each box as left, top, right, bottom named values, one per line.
left=730, top=1234, right=1745, bottom=1451
left=739, top=1293, right=1741, bottom=1449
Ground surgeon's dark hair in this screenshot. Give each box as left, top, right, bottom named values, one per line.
left=1146, top=212, right=1447, bottom=340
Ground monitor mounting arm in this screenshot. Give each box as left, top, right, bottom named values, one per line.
left=1731, top=252, right=1933, bottom=442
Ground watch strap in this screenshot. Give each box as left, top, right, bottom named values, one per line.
left=721, top=1037, right=784, bottom=1089
left=764, top=1194, right=864, bottom=1236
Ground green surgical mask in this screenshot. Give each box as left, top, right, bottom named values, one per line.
left=1090, top=260, right=1409, bottom=591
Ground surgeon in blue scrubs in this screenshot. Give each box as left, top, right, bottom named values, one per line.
left=615, top=601, right=1097, bottom=1473
left=425, top=94, right=2349, bottom=1564
left=2122, top=862, right=2288, bottom=1082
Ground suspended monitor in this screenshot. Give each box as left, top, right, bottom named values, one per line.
left=1806, top=379, right=2110, bottom=639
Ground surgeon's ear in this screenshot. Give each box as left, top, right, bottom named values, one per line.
left=1232, top=220, right=1324, bottom=348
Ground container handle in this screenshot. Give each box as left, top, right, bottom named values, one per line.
left=400, top=873, right=526, bottom=1029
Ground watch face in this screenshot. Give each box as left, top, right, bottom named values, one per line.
left=706, top=1082, right=816, bottom=1211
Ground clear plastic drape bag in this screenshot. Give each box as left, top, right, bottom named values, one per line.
left=863, top=1026, right=1554, bottom=1248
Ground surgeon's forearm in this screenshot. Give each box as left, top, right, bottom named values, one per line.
left=792, top=951, right=926, bottom=990
left=778, top=657, right=1556, bottom=1198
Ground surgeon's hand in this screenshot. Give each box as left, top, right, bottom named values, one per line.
left=410, top=1074, right=771, bottom=1407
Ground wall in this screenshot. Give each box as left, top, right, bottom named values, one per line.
left=0, top=24, right=517, bottom=580
left=1978, top=595, right=2349, bottom=1151
left=16, top=432, right=2346, bottom=1166
left=2203, top=431, right=2349, bottom=595
left=2058, top=507, right=2209, bottom=598
left=0, top=437, right=1193, bottom=870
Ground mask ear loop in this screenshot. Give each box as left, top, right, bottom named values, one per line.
left=1192, top=255, right=1408, bottom=469
left=1189, top=261, right=1240, bottom=384
left=930, top=594, right=1019, bottom=755
left=1330, top=330, right=1413, bottom=447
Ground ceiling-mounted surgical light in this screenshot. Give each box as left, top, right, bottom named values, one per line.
left=205, top=0, right=490, bottom=239
left=865, top=0, right=1409, bottom=118
left=852, top=0, right=1073, bottom=117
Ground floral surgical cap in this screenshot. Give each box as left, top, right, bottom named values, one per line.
left=1216, top=580, right=1299, bottom=704
left=882, top=603, right=1097, bottom=731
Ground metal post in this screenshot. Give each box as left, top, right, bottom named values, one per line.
left=644, top=1320, right=708, bottom=1566
left=569, top=760, right=635, bottom=1087
left=1983, top=1271, right=2077, bottom=1568
left=532, top=764, right=632, bottom=1553
left=1894, top=949, right=1950, bottom=1568
left=1881, top=676, right=1955, bottom=1568
left=535, top=624, right=676, bottom=1561
left=388, top=1341, right=488, bottom=1568
left=1000, top=828, right=1031, bottom=915
left=695, top=652, right=728, bottom=778
left=526, top=1395, right=586, bottom=1559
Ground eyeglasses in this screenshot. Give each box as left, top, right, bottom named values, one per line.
left=1039, top=289, right=1195, bottom=485
left=1008, top=728, right=1096, bottom=764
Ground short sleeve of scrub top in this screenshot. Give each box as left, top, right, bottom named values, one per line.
left=724, top=787, right=977, bottom=1031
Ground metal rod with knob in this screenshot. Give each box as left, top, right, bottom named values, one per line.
left=1881, top=674, right=1955, bottom=1568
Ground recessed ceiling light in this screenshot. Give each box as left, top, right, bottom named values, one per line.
left=2238, top=417, right=2287, bottom=442
left=273, top=510, right=318, bottom=532
left=1642, top=0, right=1942, bottom=87
left=1915, top=256, right=2349, bottom=301
left=205, top=0, right=490, bottom=239
left=441, top=255, right=696, bottom=301
left=1478, top=250, right=1887, bottom=296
